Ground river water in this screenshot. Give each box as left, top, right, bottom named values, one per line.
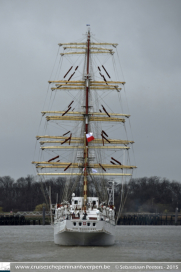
left=0, top=225, right=180, bottom=262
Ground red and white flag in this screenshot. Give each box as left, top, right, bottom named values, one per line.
left=86, top=132, right=94, bottom=142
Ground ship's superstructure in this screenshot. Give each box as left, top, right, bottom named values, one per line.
left=32, top=27, right=136, bottom=245
left=53, top=195, right=115, bottom=245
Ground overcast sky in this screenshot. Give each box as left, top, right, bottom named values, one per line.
left=0, top=0, right=181, bottom=182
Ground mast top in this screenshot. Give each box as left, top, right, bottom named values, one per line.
left=86, top=24, right=90, bottom=34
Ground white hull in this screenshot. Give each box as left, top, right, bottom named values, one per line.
left=54, top=220, right=115, bottom=246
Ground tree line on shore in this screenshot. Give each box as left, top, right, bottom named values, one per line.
left=0, top=175, right=180, bottom=213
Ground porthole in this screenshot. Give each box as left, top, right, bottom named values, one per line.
left=79, top=222, right=82, bottom=226
left=73, top=222, right=76, bottom=226
left=87, top=223, right=90, bottom=226
left=93, top=223, right=96, bottom=226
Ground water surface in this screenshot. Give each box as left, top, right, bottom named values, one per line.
left=0, top=225, right=180, bottom=262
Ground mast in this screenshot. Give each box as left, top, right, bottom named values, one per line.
left=83, top=27, right=90, bottom=209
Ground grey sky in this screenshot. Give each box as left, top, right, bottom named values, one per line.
left=0, top=0, right=181, bottom=181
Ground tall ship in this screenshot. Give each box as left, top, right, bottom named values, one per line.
left=32, top=26, right=136, bottom=246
